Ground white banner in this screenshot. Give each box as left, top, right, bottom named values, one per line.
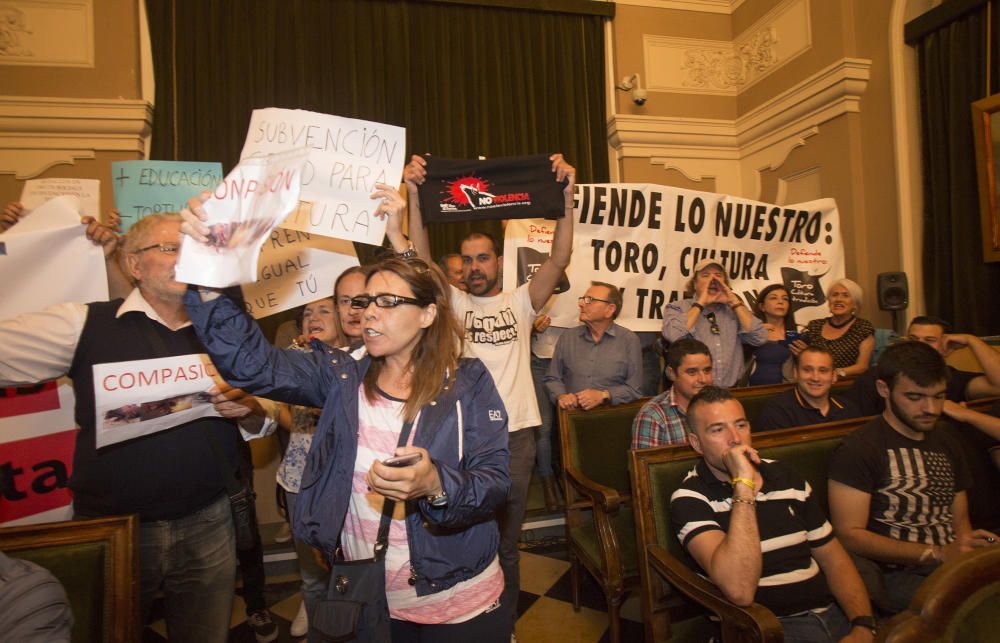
left=242, top=228, right=359, bottom=319
left=240, top=108, right=406, bottom=246
left=503, top=184, right=844, bottom=332
left=175, top=148, right=309, bottom=287
left=0, top=196, right=109, bottom=319
left=93, top=354, right=222, bottom=448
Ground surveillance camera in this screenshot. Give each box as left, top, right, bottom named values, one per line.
left=632, top=88, right=648, bottom=106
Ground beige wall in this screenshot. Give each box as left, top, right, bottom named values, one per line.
left=609, top=0, right=907, bottom=329
left=0, top=0, right=148, bottom=216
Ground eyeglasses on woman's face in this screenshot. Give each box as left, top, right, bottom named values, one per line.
left=350, top=293, right=427, bottom=309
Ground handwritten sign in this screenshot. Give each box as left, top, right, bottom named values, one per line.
left=21, top=178, right=100, bottom=218
left=242, top=228, right=359, bottom=319
left=240, top=108, right=405, bottom=246
left=175, top=148, right=309, bottom=287
left=112, top=161, right=224, bottom=231
left=504, top=184, right=844, bottom=332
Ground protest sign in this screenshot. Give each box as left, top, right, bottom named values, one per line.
left=239, top=108, right=406, bottom=246
left=112, top=160, right=224, bottom=231
left=416, top=154, right=567, bottom=223
left=175, top=148, right=309, bottom=287
left=242, top=228, right=359, bottom=319
left=93, top=354, right=223, bottom=448
left=21, top=178, right=101, bottom=218
left=0, top=196, right=109, bottom=319
left=0, top=383, right=76, bottom=526
left=503, top=184, right=844, bottom=332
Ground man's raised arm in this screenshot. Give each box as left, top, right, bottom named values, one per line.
left=401, top=155, right=431, bottom=258
left=527, top=154, right=575, bottom=312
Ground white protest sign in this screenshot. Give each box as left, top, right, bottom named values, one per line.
left=21, top=178, right=101, bottom=218
left=175, top=148, right=309, bottom=287
left=93, top=354, right=222, bottom=448
left=242, top=228, right=359, bottom=319
left=239, top=108, right=406, bottom=246
left=503, top=184, right=844, bottom=332
left=0, top=196, right=108, bottom=319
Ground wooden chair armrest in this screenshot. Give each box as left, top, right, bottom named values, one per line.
left=647, top=544, right=783, bottom=643
left=565, top=468, right=625, bottom=513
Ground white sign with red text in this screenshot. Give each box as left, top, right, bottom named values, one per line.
left=175, top=148, right=309, bottom=287
left=93, top=354, right=223, bottom=448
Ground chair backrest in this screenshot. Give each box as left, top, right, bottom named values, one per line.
left=882, top=545, right=1000, bottom=642
left=561, top=398, right=647, bottom=495
left=0, top=515, right=139, bottom=643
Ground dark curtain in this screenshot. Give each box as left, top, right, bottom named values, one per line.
left=916, top=3, right=999, bottom=334
left=146, top=0, right=609, bottom=264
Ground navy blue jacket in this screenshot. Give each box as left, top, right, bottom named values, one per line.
left=184, top=290, right=510, bottom=595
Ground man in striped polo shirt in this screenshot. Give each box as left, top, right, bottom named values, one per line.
left=670, top=387, right=876, bottom=642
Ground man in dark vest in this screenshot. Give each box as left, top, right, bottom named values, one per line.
left=0, top=213, right=275, bottom=643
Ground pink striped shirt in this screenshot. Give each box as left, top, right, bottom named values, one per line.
left=341, top=385, right=503, bottom=624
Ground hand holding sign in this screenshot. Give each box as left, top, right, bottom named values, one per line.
left=370, top=183, right=406, bottom=241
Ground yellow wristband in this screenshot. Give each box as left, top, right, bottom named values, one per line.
left=732, top=477, right=756, bottom=492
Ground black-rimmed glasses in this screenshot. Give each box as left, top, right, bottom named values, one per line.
left=705, top=311, right=721, bottom=335
left=350, top=294, right=428, bottom=309
left=134, top=242, right=180, bottom=255
left=578, top=295, right=611, bottom=305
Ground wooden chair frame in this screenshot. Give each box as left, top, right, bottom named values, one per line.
left=0, top=514, right=140, bottom=642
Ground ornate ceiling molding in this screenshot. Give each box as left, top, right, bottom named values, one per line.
left=0, top=96, right=152, bottom=178
left=612, top=0, right=745, bottom=14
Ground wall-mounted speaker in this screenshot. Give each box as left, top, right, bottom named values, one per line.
left=877, top=272, right=909, bottom=311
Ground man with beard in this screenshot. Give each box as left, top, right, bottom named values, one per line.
left=827, top=341, right=999, bottom=615
left=401, top=153, right=575, bottom=632
left=754, top=346, right=859, bottom=431
left=662, top=259, right=767, bottom=388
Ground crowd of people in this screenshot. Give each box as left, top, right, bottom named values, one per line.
left=1, top=146, right=999, bottom=643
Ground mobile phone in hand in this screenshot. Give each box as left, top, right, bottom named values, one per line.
left=383, top=453, right=422, bottom=468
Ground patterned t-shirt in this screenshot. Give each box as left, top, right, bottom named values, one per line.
left=828, top=417, right=973, bottom=545
left=804, top=317, right=875, bottom=369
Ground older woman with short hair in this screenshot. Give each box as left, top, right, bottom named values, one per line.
left=800, top=278, right=874, bottom=378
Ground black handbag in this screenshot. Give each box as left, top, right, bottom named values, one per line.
left=308, top=421, right=414, bottom=643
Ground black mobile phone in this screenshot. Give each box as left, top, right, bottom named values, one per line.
left=383, top=453, right=422, bottom=468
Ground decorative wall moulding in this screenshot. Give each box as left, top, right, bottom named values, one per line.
left=0, top=1, right=94, bottom=68
left=0, top=96, right=152, bottom=178
left=644, top=0, right=811, bottom=96
left=612, top=0, right=745, bottom=14
left=607, top=58, right=871, bottom=199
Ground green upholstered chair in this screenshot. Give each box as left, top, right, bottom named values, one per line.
left=629, top=420, right=864, bottom=642
left=879, top=545, right=1000, bottom=642
left=559, top=399, right=647, bottom=643
left=0, top=515, right=139, bottom=642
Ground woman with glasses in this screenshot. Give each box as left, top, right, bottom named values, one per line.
left=661, top=258, right=768, bottom=388
left=180, top=186, right=511, bottom=642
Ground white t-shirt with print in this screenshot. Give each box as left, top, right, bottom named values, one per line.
left=449, top=283, right=539, bottom=431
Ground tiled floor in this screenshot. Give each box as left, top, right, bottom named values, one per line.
left=142, top=476, right=647, bottom=642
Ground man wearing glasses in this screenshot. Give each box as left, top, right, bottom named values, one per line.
left=0, top=213, right=275, bottom=643
left=543, top=282, right=642, bottom=411
left=662, top=259, right=767, bottom=388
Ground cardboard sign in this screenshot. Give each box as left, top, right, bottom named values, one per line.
left=93, top=354, right=223, bottom=448
left=503, top=184, right=844, bottom=332
left=21, top=178, right=100, bottom=218
left=240, top=108, right=406, bottom=246
left=112, top=160, right=224, bottom=231
left=174, top=148, right=309, bottom=287
left=242, top=228, right=359, bottom=319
